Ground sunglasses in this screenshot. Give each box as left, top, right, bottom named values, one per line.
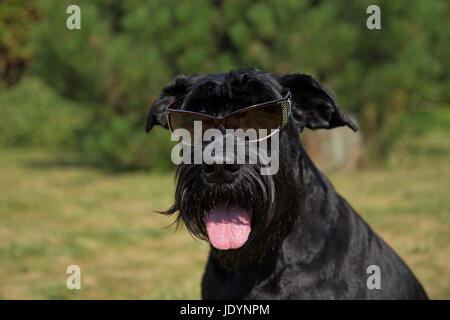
left=166, top=91, right=291, bottom=145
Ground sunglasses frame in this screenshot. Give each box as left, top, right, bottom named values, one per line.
left=166, top=91, right=291, bottom=143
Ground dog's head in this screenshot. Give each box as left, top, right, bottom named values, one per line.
left=146, top=69, right=357, bottom=268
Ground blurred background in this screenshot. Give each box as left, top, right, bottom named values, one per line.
left=0, top=0, right=448, bottom=299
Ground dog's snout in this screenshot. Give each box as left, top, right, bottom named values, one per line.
left=202, top=163, right=240, bottom=183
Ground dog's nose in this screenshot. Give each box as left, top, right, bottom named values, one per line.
left=202, top=163, right=240, bottom=183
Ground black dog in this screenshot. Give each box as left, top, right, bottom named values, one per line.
left=145, top=69, right=428, bottom=299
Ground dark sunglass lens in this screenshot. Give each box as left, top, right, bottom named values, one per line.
left=225, top=103, right=282, bottom=140
left=169, top=112, right=214, bottom=145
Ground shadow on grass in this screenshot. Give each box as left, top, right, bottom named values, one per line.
left=23, top=153, right=174, bottom=175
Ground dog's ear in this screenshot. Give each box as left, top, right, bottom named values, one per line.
left=145, top=74, right=199, bottom=132
left=279, top=74, right=357, bottom=132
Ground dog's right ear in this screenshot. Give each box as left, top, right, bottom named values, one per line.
left=145, top=74, right=199, bottom=132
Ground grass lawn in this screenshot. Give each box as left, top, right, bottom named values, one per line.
left=0, top=132, right=448, bottom=299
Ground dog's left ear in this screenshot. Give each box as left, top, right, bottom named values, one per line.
left=279, top=73, right=358, bottom=132
left=145, top=74, right=199, bottom=132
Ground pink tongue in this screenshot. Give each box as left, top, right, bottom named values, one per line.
left=205, top=204, right=251, bottom=250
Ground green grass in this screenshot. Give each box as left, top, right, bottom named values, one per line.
left=0, top=150, right=208, bottom=299
left=0, top=131, right=448, bottom=299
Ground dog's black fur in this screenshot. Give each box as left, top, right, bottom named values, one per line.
left=145, top=69, right=428, bottom=299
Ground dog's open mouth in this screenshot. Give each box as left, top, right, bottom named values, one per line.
left=205, top=203, right=251, bottom=250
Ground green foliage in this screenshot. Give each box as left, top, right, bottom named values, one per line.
left=0, top=0, right=40, bottom=87
left=2, top=0, right=449, bottom=170
left=78, top=118, right=175, bottom=171
left=371, top=104, right=450, bottom=164
left=0, top=76, right=87, bottom=148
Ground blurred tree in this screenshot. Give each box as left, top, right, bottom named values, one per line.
left=0, top=0, right=40, bottom=88
left=11, top=0, right=449, bottom=169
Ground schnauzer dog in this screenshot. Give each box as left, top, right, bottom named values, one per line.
left=145, top=69, right=428, bottom=299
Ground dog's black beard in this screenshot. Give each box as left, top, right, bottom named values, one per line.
left=162, top=133, right=302, bottom=269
